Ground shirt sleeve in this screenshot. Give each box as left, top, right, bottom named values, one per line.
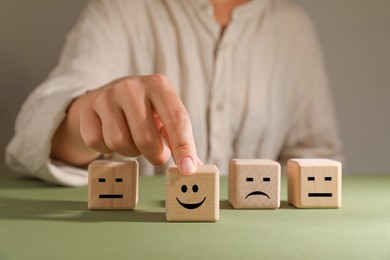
left=5, top=0, right=130, bottom=186
left=278, top=7, right=344, bottom=166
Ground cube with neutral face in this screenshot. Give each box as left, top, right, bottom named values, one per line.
left=229, top=159, right=281, bottom=209
left=288, top=159, right=342, bottom=208
left=88, top=160, right=138, bottom=210
left=166, top=165, right=219, bottom=221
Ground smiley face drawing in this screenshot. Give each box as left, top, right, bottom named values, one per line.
left=176, top=184, right=206, bottom=209
left=229, top=159, right=281, bottom=209
left=166, top=165, right=219, bottom=221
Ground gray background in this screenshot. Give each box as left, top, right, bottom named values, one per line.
left=1, top=0, right=389, bottom=175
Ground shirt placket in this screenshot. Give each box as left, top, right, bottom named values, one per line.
left=207, top=23, right=237, bottom=168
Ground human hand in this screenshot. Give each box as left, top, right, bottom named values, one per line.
left=79, top=74, right=198, bottom=174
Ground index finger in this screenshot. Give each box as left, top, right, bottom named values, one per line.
left=146, top=75, right=198, bottom=175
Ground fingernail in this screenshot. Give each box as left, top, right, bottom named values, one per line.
left=181, top=157, right=195, bottom=174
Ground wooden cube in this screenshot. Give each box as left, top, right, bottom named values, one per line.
left=88, top=160, right=138, bottom=210
left=229, top=159, right=281, bottom=209
left=288, top=158, right=342, bottom=208
left=166, top=165, right=219, bottom=222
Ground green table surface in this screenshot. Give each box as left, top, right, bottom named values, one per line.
left=0, top=175, right=389, bottom=260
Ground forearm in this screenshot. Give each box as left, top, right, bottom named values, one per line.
left=51, top=92, right=100, bottom=167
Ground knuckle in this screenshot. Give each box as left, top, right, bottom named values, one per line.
left=151, top=74, right=170, bottom=85
left=134, top=131, right=157, bottom=151
left=149, top=74, right=172, bottom=92
left=105, top=133, right=128, bottom=151
left=174, top=143, right=193, bottom=155
left=168, top=109, right=190, bottom=127
left=120, top=77, right=144, bottom=98
left=120, top=74, right=174, bottom=97
left=93, top=91, right=111, bottom=109
left=82, top=133, right=103, bottom=150
left=121, top=77, right=138, bottom=88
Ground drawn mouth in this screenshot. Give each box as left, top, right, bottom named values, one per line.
left=245, top=191, right=270, bottom=199
left=308, top=193, right=332, bottom=197
left=176, top=197, right=206, bottom=209
left=99, top=194, right=123, bottom=199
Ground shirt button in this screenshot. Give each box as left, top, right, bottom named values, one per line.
left=200, top=3, right=211, bottom=12
left=219, top=44, right=227, bottom=51
left=217, top=103, right=225, bottom=111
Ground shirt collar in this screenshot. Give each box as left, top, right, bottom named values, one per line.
left=232, top=0, right=270, bottom=20
left=188, top=0, right=270, bottom=20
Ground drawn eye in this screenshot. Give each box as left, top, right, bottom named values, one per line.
left=325, top=177, right=332, bottom=181
left=181, top=185, right=187, bottom=193
left=263, top=177, right=270, bottom=182
left=98, top=178, right=106, bottom=182
left=115, top=178, right=123, bottom=182
left=246, top=177, right=254, bottom=182
left=192, top=185, right=199, bottom=193
left=308, top=177, right=315, bottom=181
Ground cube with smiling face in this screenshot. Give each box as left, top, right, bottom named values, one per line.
left=288, top=159, right=342, bottom=208
left=166, top=165, right=219, bottom=222
left=229, top=159, right=281, bottom=209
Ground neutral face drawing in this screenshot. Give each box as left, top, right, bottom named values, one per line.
left=96, top=176, right=126, bottom=199
left=301, top=170, right=340, bottom=206
left=88, top=160, right=139, bottom=210
left=287, top=158, right=342, bottom=208
left=306, top=176, right=334, bottom=197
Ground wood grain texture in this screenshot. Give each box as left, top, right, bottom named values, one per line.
left=166, top=165, right=219, bottom=222
left=288, top=159, right=342, bottom=208
left=88, top=160, right=138, bottom=210
left=229, top=159, right=280, bottom=209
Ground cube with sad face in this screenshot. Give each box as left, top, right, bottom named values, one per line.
left=166, top=165, right=219, bottom=222
left=229, top=159, right=281, bottom=209
left=288, top=159, right=342, bottom=208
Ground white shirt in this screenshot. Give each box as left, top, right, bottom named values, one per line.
left=6, top=0, right=343, bottom=186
